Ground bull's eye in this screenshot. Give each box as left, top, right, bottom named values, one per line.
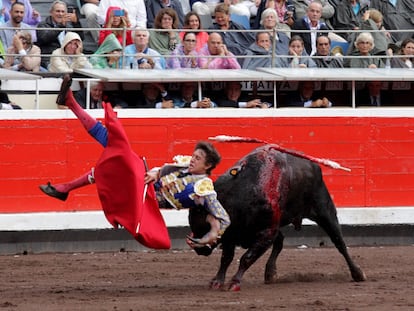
left=229, top=165, right=242, bottom=176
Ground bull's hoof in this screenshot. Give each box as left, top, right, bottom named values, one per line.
left=264, top=269, right=277, bottom=284
left=352, top=267, right=367, bottom=282
left=228, top=281, right=241, bottom=292
left=209, top=278, right=224, bottom=290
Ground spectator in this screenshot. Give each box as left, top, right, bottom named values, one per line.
left=357, top=81, right=394, bottom=106
left=98, top=6, right=132, bottom=46
left=0, top=91, right=22, bottom=109
left=276, top=35, right=317, bottom=67
left=215, top=81, right=271, bottom=108
left=254, top=0, right=295, bottom=32
left=168, top=32, right=201, bottom=69
left=179, top=11, right=209, bottom=51
left=192, top=0, right=221, bottom=16
left=148, top=8, right=181, bottom=56
left=134, top=83, right=170, bottom=108
left=48, top=31, right=92, bottom=72
left=292, top=0, right=334, bottom=29
left=370, top=0, right=414, bottom=43
left=390, top=38, right=414, bottom=69
left=3, top=30, right=41, bottom=71
left=2, top=0, right=41, bottom=26
left=312, top=35, right=344, bottom=68
left=146, top=0, right=185, bottom=29
left=198, top=32, right=241, bottom=69
left=171, top=82, right=216, bottom=108
left=242, top=31, right=273, bottom=69
left=260, top=8, right=290, bottom=55
left=36, top=0, right=84, bottom=69
left=332, top=0, right=369, bottom=41
left=0, top=1, right=4, bottom=23
left=360, top=9, right=391, bottom=56
left=79, top=0, right=101, bottom=42
left=90, top=33, right=122, bottom=68
left=291, top=1, right=329, bottom=56
left=72, top=81, right=128, bottom=109
left=344, top=32, right=384, bottom=68
left=0, top=1, right=36, bottom=49
left=97, top=0, right=146, bottom=29
left=209, top=3, right=255, bottom=56
left=285, top=81, right=332, bottom=107
left=124, top=28, right=166, bottom=69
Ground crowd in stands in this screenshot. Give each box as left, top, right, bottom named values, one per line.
left=0, top=0, right=413, bottom=108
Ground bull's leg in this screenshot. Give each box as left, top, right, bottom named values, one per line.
left=311, top=207, right=366, bottom=282
left=264, top=231, right=284, bottom=284
left=228, top=230, right=275, bottom=291
left=210, top=242, right=236, bottom=290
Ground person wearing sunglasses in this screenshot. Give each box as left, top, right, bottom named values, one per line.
left=168, top=31, right=201, bottom=69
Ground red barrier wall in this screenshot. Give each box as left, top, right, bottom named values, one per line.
left=1, top=116, right=413, bottom=213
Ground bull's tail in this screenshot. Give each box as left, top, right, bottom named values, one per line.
left=209, top=135, right=351, bottom=172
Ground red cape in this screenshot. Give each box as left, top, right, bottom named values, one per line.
left=94, top=103, right=171, bottom=249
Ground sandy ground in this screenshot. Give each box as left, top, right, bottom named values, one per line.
left=1, top=245, right=414, bottom=311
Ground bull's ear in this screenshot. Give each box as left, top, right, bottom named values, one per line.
left=229, top=165, right=242, bottom=176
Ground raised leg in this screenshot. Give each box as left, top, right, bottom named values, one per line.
left=228, top=229, right=275, bottom=291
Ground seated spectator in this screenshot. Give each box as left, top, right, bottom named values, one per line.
left=259, top=8, right=290, bottom=55
left=242, top=31, right=273, bottom=69
left=79, top=0, right=101, bottom=41
left=370, top=0, right=414, bottom=43
left=292, top=0, right=334, bottom=29
left=291, top=1, right=329, bottom=56
left=344, top=32, right=384, bottom=68
left=0, top=1, right=37, bottom=50
left=3, top=30, right=41, bottom=72
left=390, top=38, right=414, bottom=69
left=2, top=0, right=41, bottom=26
left=133, top=83, right=170, bottom=108
left=312, top=35, right=344, bottom=68
left=99, top=6, right=132, bottom=46
left=215, top=81, right=271, bottom=108
left=179, top=11, right=209, bottom=51
left=199, top=32, right=241, bottom=69
left=276, top=35, right=317, bottom=67
left=146, top=0, right=185, bottom=29
left=36, top=0, right=84, bottom=69
left=72, top=81, right=128, bottom=109
left=192, top=0, right=221, bottom=16
left=356, top=81, right=394, bottom=106
left=254, top=0, right=295, bottom=32
left=0, top=91, right=22, bottom=109
left=172, top=82, right=216, bottom=108
left=209, top=3, right=255, bottom=56
left=285, top=81, right=332, bottom=108
left=359, top=9, right=391, bottom=56
left=124, top=28, right=166, bottom=69
left=0, top=1, right=4, bottom=23
left=168, top=32, right=201, bottom=69
left=149, top=8, right=181, bottom=56
left=97, top=0, right=146, bottom=29
left=332, top=0, right=369, bottom=42
left=90, top=33, right=122, bottom=68
left=48, top=31, right=92, bottom=73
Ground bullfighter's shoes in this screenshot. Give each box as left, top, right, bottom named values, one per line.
left=56, top=74, right=72, bottom=105
left=39, top=182, right=68, bottom=201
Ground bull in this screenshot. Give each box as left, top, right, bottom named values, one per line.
left=189, top=143, right=366, bottom=291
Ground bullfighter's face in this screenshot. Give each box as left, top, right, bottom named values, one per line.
left=189, top=149, right=211, bottom=175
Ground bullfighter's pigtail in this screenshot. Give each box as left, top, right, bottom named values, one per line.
left=209, top=135, right=351, bottom=172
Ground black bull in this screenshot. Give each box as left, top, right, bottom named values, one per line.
left=189, top=145, right=366, bottom=291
